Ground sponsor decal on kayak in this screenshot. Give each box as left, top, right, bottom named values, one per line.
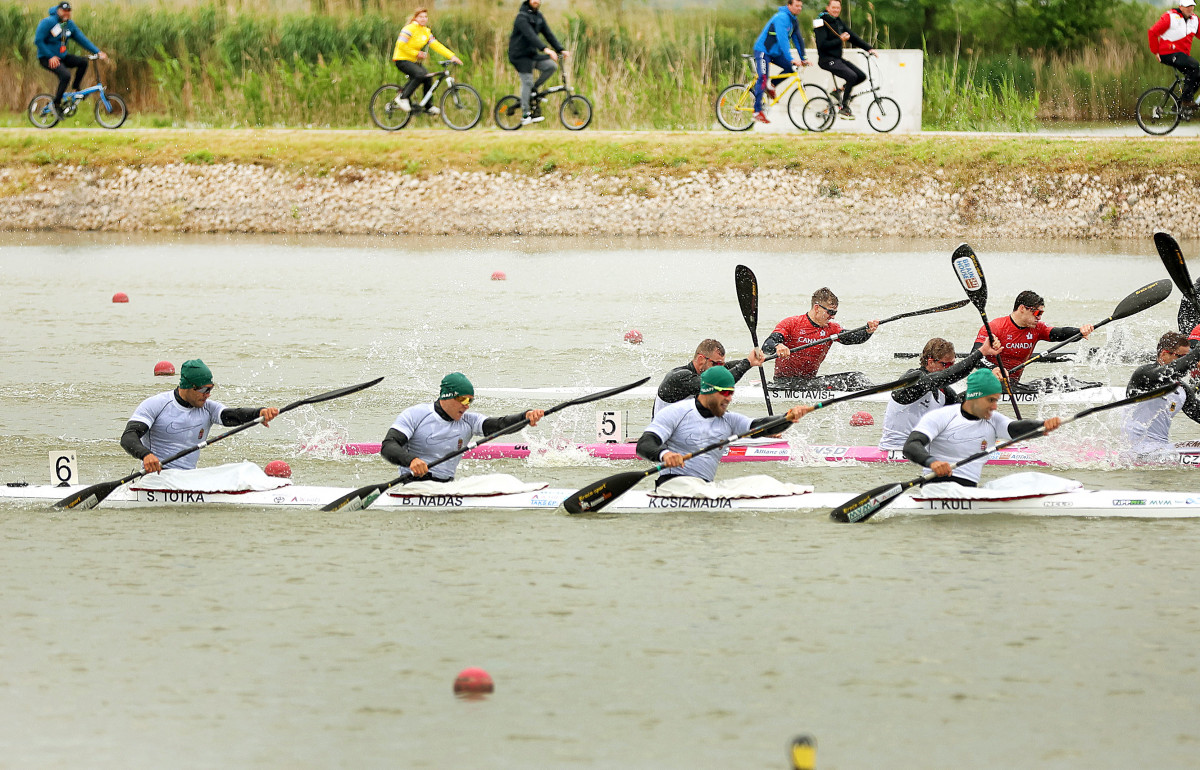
left=530, top=492, right=567, bottom=508
left=1180, top=454, right=1200, bottom=466
left=1111, top=499, right=1181, bottom=507
left=1043, top=501, right=1074, bottom=507
left=647, top=497, right=734, bottom=509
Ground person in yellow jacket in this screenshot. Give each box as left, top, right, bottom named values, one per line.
left=393, top=7, right=462, bottom=114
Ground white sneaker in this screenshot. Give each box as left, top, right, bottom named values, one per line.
left=521, top=113, right=545, bottom=125
left=426, top=105, right=440, bottom=116
left=396, top=98, right=411, bottom=112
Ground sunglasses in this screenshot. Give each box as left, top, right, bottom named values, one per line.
left=455, top=395, right=474, bottom=406
left=194, top=385, right=215, bottom=395
left=703, top=355, right=727, bottom=367
left=817, top=304, right=838, bottom=317
left=1027, top=307, right=1045, bottom=319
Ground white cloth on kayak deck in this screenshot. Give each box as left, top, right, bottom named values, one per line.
left=386, top=473, right=549, bottom=497
left=129, top=461, right=290, bottom=493
left=912, top=472, right=1081, bottom=501
left=645, top=398, right=754, bottom=483
left=129, top=390, right=227, bottom=471
left=649, top=474, right=814, bottom=500
left=911, top=404, right=1018, bottom=484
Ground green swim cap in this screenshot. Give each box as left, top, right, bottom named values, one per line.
left=439, top=372, right=475, bottom=400
left=965, top=367, right=1002, bottom=400
left=179, top=359, right=214, bottom=390
left=699, top=365, right=736, bottom=394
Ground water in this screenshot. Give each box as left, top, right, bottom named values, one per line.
left=1, top=233, right=1198, bottom=768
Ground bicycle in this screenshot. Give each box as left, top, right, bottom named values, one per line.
left=822, top=50, right=901, bottom=133
left=369, top=61, right=482, bottom=131
left=1136, top=71, right=1198, bottom=136
left=27, top=54, right=127, bottom=129
left=494, top=61, right=593, bottom=131
left=715, top=54, right=833, bottom=132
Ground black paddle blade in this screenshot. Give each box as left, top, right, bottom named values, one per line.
left=563, top=469, right=652, bottom=514
left=951, top=243, right=988, bottom=312
left=1153, top=231, right=1200, bottom=332
left=734, top=265, right=759, bottom=330
left=829, top=482, right=907, bottom=523
left=289, top=377, right=384, bottom=410
left=1113, top=279, right=1172, bottom=321
left=321, top=482, right=387, bottom=513
left=52, top=478, right=126, bottom=510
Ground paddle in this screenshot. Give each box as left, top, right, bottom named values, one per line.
left=829, top=382, right=1177, bottom=523
left=1008, top=280, right=1172, bottom=375
left=735, top=265, right=774, bottom=415
left=761, top=299, right=969, bottom=362
left=321, top=376, right=650, bottom=513
left=951, top=243, right=1022, bottom=419
left=54, top=377, right=385, bottom=510
left=562, top=371, right=920, bottom=514
left=1152, top=231, right=1200, bottom=333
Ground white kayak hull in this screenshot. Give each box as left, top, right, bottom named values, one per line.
left=4, top=483, right=1199, bottom=517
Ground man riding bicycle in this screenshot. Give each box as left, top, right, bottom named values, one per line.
left=508, top=0, right=569, bottom=126
left=814, top=0, right=874, bottom=119
left=392, top=7, right=462, bottom=115
left=751, top=0, right=810, bottom=125
left=34, top=2, right=106, bottom=115
left=1149, top=0, right=1199, bottom=118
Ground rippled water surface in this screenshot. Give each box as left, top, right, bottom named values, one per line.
left=1, top=233, right=1198, bottom=768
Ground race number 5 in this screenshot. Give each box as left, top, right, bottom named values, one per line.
left=50, top=450, right=78, bottom=486
left=596, top=410, right=626, bottom=443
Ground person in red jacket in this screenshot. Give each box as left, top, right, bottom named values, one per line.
left=762, top=287, right=880, bottom=391
left=1149, top=0, right=1200, bottom=116
left=970, top=290, right=1096, bottom=393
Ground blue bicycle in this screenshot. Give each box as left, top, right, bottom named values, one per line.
left=28, top=54, right=127, bottom=129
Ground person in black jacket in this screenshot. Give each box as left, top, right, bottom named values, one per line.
left=508, top=0, right=569, bottom=125
left=813, top=0, right=874, bottom=118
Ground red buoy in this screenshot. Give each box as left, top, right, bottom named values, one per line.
left=264, top=460, right=292, bottom=479
left=453, top=667, right=494, bottom=696
left=153, top=361, right=176, bottom=377
left=850, top=411, right=874, bottom=427
left=112, top=292, right=129, bottom=303
left=624, top=329, right=643, bottom=345
left=1189, top=323, right=1200, bottom=341
left=491, top=271, right=507, bottom=281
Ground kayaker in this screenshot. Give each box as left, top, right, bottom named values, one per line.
left=762, top=287, right=880, bottom=390
left=654, top=339, right=766, bottom=415
left=1123, top=331, right=1200, bottom=458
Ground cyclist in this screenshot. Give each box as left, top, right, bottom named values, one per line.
left=751, top=0, right=811, bottom=125
left=1149, top=0, right=1200, bottom=118
left=34, top=2, right=106, bottom=116
left=813, top=0, right=874, bottom=119
left=508, top=0, right=569, bottom=126
left=392, top=7, right=462, bottom=115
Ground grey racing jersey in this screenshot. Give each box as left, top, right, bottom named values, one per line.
left=904, top=405, right=1040, bottom=484
left=637, top=398, right=759, bottom=483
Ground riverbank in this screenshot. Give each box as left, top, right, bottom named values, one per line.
left=3, top=129, right=1200, bottom=238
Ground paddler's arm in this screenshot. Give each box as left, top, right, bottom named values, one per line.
left=762, top=331, right=790, bottom=358
left=636, top=430, right=684, bottom=467
left=1168, top=345, right=1200, bottom=376
left=481, top=410, right=544, bottom=433
left=1008, top=418, right=1051, bottom=437
left=726, top=349, right=765, bottom=382
left=657, top=367, right=700, bottom=403
left=1183, top=385, right=1200, bottom=425
left=902, top=431, right=950, bottom=476
left=221, top=406, right=280, bottom=427
left=121, top=421, right=162, bottom=474
left=837, top=321, right=879, bottom=345
left=1048, top=325, right=1093, bottom=341
left=380, top=428, right=429, bottom=476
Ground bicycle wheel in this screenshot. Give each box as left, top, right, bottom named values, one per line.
left=369, top=84, right=412, bottom=131
left=866, top=96, right=901, bottom=133
left=715, top=84, right=754, bottom=131
left=494, top=94, right=524, bottom=131
left=802, top=96, right=836, bottom=133
left=1136, top=87, right=1181, bottom=136
left=94, top=94, right=128, bottom=129
left=785, top=84, right=830, bottom=131
left=440, top=83, right=482, bottom=130
left=560, top=94, right=593, bottom=130
left=27, top=94, right=60, bottom=129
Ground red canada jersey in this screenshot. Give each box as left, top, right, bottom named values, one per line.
left=974, top=316, right=1052, bottom=383
left=771, top=314, right=844, bottom=379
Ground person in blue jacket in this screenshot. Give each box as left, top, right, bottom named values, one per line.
left=34, top=3, right=106, bottom=113
left=752, top=0, right=811, bottom=124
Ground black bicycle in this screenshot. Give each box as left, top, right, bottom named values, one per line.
left=369, top=61, right=482, bottom=131
left=1136, top=71, right=1196, bottom=136
left=494, top=61, right=593, bottom=131
left=823, top=50, right=901, bottom=133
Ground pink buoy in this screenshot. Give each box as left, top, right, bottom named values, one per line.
left=491, top=271, right=507, bottom=281
left=453, top=667, right=494, bottom=697
left=112, top=292, right=129, bottom=303
left=850, top=411, right=874, bottom=427
left=264, top=460, right=292, bottom=479
left=153, top=361, right=176, bottom=377
left=624, top=329, right=643, bottom=345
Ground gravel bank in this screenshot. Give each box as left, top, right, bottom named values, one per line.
left=1, top=163, right=1196, bottom=238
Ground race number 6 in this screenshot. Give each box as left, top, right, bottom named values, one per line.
left=50, top=450, right=78, bottom=486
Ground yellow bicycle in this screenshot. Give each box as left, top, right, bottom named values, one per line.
left=715, top=54, right=834, bottom=132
